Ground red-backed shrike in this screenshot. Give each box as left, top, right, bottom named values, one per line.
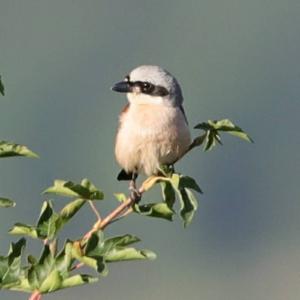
left=112, top=65, right=191, bottom=182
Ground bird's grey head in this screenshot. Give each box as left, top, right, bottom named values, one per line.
left=112, top=65, right=183, bottom=106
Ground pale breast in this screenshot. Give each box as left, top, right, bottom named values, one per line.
left=115, top=103, right=191, bottom=175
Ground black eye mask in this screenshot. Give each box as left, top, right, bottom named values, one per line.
left=132, top=81, right=169, bottom=97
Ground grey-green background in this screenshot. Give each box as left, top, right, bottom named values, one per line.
left=0, top=0, right=299, bottom=299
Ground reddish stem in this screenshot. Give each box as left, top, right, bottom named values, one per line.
left=29, top=291, right=42, bottom=300
left=82, top=187, right=144, bottom=241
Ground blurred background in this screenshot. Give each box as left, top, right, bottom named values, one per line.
left=0, top=0, right=299, bottom=299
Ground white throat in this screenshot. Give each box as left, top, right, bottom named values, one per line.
left=127, top=93, right=166, bottom=106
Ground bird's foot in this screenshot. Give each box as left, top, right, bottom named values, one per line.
left=129, top=188, right=141, bottom=202
left=129, top=179, right=141, bottom=202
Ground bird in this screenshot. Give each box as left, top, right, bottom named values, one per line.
left=112, top=65, right=191, bottom=189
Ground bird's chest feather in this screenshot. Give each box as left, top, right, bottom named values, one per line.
left=118, top=104, right=182, bottom=149
left=115, top=103, right=190, bottom=174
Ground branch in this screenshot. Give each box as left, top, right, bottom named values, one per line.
left=82, top=186, right=144, bottom=241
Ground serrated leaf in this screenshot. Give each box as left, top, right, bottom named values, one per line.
left=0, top=198, right=16, bottom=208
left=80, top=179, right=104, bottom=200
left=36, top=201, right=60, bottom=240
left=211, top=119, right=253, bottom=142
left=71, top=241, right=107, bottom=275
left=39, top=269, right=62, bottom=293
left=134, top=202, right=174, bottom=221
left=195, top=119, right=253, bottom=145
left=104, top=235, right=141, bottom=249
left=27, top=243, right=73, bottom=292
left=55, top=242, right=73, bottom=276
left=61, top=274, right=98, bottom=289
left=141, top=175, right=167, bottom=192
left=0, top=238, right=26, bottom=289
left=204, top=130, right=216, bottom=151
left=208, top=118, right=234, bottom=129
left=0, top=141, right=38, bottom=158
left=105, top=248, right=156, bottom=262
left=43, top=179, right=104, bottom=200
left=84, top=233, right=155, bottom=264
left=178, top=188, right=198, bottom=227
left=85, top=232, right=104, bottom=255
left=58, top=198, right=85, bottom=227
left=103, top=236, right=156, bottom=262
left=161, top=181, right=176, bottom=208
left=9, top=223, right=38, bottom=239
left=194, top=122, right=211, bottom=130
left=178, top=176, right=203, bottom=194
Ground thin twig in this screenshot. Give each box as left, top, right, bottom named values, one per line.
left=70, top=262, right=84, bottom=271
left=29, top=291, right=42, bottom=300
left=88, top=200, right=101, bottom=221
left=82, top=186, right=143, bottom=241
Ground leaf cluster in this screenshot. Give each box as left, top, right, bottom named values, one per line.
left=135, top=172, right=201, bottom=227
left=192, top=119, right=253, bottom=151
left=4, top=179, right=155, bottom=295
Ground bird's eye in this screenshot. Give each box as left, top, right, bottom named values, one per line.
left=142, top=82, right=153, bottom=93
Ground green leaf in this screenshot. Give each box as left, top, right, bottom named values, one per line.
left=170, top=173, right=180, bottom=189
left=178, top=188, right=198, bottom=227
left=161, top=181, right=176, bottom=208
left=104, top=234, right=141, bottom=249
left=84, top=233, right=156, bottom=264
left=114, top=193, right=127, bottom=202
left=105, top=248, right=156, bottom=262
left=85, top=232, right=104, bottom=255
left=0, top=198, right=16, bottom=208
left=36, top=201, right=60, bottom=240
left=194, top=119, right=253, bottom=147
left=39, top=269, right=62, bottom=293
left=54, top=242, right=73, bottom=276
left=61, top=274, right=98, bottom=289
left=10, top=199, right=84, bottom=240
left=0, top=239, right=99, bottom=294
left=9, top=223, right=38, bottom=239
left=0, top=238, right=26, bottom=289
left=178, top=176, right=203, bottom=194
left=43, top=179, right=104, bottom=200
left=0, top=76, right=4, bottom=96
left=26, top=242, right=75, bottom=293
left=205, top=130, right=217, bottom=151
left=209, top=119, right=253, bottom=142
left=134, top=203, right=174, bottom=221
left=71, top=241, right=107, bottom=275
left=0, top=141, right=38, bottom=158
left=141, top=175, right=166, bottom=192
left=58, top=198, right=86, bottom=227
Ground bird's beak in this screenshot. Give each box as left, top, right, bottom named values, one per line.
left=111, top=81, right=131, bottom=93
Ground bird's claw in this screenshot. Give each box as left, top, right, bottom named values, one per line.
left=129, top=186, right=141, bottom=202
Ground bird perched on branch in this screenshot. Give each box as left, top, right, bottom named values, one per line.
left=112, top=65, right=191, bottom=192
